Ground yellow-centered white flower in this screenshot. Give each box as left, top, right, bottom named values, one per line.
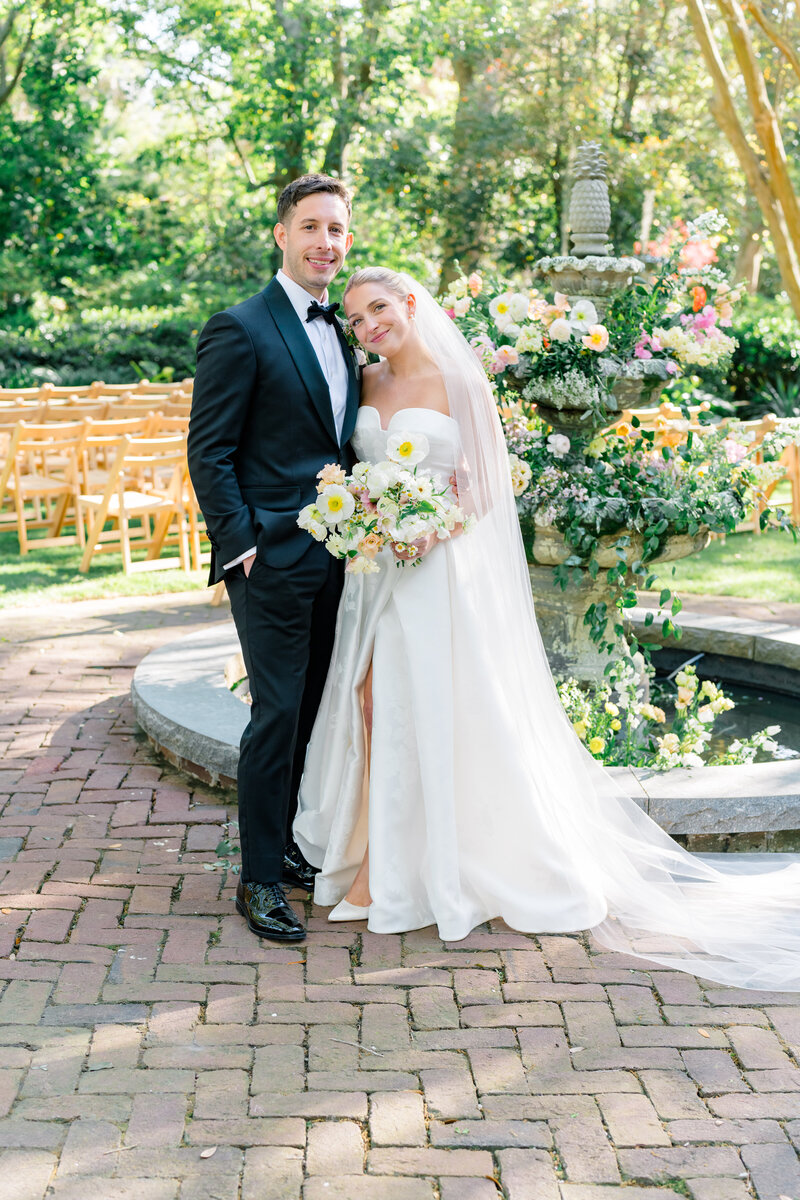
left=386, top=431, right=429, bottom=466
left=317, top=483, right=356, bottom=526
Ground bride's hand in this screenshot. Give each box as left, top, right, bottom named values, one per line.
left=393, top=533, right=437, bottom=562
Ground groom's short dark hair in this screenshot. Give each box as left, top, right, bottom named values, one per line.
left=277, top=174, right=352, bottom=225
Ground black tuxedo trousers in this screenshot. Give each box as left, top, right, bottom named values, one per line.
left=225, top=547, right=342, bottom=882
left=187, top=278, right=359, bottom=884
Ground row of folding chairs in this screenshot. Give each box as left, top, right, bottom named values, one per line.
left=0, top=378, right=193, bottom=403
left=0, top=416, right=207, bottom=575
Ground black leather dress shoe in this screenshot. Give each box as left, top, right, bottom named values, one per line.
left=282, top=841, right=317, bottom=892
left=235, top=880, right=306, bottom=942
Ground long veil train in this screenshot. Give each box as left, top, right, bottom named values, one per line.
left=406, top=273, right=800, bottom=991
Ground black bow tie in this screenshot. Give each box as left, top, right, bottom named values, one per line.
left=306, top=299, right=340, bottom=326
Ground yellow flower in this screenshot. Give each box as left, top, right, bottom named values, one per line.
left=587, top=436, right=608, bottom=458
left=573, top=720, right=587, bottom=740
left=588, top=737, right=606, bottom=755
left=610, top=719, right=621, bottom=732
left=604, top=702, right=619, bottom=717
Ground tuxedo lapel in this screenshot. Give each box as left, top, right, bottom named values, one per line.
left=263, top=278, right=338, bottom=445
left=335, top=320, right=361, bottom=447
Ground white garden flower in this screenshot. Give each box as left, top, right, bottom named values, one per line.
left=547, top=433, right=570, bottom=458
left=681, top=752, right=705, bottom=768
left=386, top=432, right=429, bottom=466
left=548, top=317, right=572, bottom=342
left=515, top=325, right=543, bottom=354
left=506, top=292, right=531, bottom=322
left=766, top=724, right=781, bottom=736
left=346, top=555, right=380, bottom=575
left=325, top=533, right=347, bottom=557
left=568, top=299, right=598, bottom=331
left=489, top=292, right=514, bottom=324
left=508, top=453, right=533, bottom=497
left=316, top=484, right=356, bottom=525
left=405, top=476, right=434, bottom=501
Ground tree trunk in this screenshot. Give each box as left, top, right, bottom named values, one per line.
left=684, top=0, right=800, bottom=319
left=734, top=207, right=765, bottom=291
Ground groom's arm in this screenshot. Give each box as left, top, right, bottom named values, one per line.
left=188, top=311, right=259, bottom=569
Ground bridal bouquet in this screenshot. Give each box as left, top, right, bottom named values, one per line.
left=297, top=431, right=467, bottom=574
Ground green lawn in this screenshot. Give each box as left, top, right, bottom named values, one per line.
left=0, top=521, right=798, bottom=610
left=0, top=529, right=207, bottom=608
left=649, top=528, right=800, bottom=605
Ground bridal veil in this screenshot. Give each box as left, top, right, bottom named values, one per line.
left=403, top=272, right=800, bottom=991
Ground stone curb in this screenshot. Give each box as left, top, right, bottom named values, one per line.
left=131, top=616, right=800, bottom=834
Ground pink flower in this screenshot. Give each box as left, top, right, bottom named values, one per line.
left=723, top=439, right=747, bottom=464
left=582, top=324, right=609, bottom=352
left=634, top=340, right=653, bottom=360
left=445, top=307, right=455, bottom=319
left=665, top=360, right=679, bottom=375
left=490, top=345, right=520, bottom=373
left=467, top=272, right=483, bottom=297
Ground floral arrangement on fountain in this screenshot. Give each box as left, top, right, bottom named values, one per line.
left=441, top=210, right=740, bottom=424
left=557, top=663, right=784, bottom=770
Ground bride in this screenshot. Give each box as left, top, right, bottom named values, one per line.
left=293, top=266, right=800, bottom=991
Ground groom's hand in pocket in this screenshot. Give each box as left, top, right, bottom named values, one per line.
left=243, top=553, right=257, bottom=578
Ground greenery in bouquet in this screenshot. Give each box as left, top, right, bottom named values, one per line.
left=297, top=438, right=466, bottom=574
left=557, top=662, right=784, bottom=772
left=440, top=211, right=743, bottom=417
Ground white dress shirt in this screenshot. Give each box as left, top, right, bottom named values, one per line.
left=223, top=270, right=350, bottom=570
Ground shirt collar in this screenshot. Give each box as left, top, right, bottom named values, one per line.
left=276, top=269, right=329, bottom=324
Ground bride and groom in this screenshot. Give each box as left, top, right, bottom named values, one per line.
left=188, top=173, right=800, bottom=991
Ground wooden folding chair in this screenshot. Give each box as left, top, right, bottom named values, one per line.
left=77, top=435, right=190, bottom=573
left=78, top=415, right=157, bottom=493
left=149, top=414, right=189, bottom=434
left=38, top=383, right=93, bottom=401
left=0, top=386, right=41, bottom=402
left=0, top=421, right=84, bottom=551
left=43, top=400, right=110, bottom=422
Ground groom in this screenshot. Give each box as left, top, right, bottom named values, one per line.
left=187, top=174, right=359, bottom=941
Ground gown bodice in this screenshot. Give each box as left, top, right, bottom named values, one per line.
left=352, top=405, right=459, bottom=482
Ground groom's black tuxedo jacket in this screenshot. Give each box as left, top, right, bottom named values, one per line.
left=188, top=277, right=360, bottom=584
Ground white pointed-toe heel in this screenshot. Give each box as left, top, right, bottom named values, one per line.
left=328, top=898, right=370, bottom=922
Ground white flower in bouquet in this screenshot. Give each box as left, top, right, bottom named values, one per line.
left=297, top=503, right=328, bottom=542
left=317, top=483, right=356, bottom=525
left=396, top=515, right=435, bottom=543
left=404, top=475, right=435, bottom=502
left=515, top=325, right=543, bottom=354
left=364, top=463, right=391, bottom=498
left=325, top=533, right=348, bottom=557
left=549, top=317, right=572, bottom=342
left=346, top=555, right=380, bottom=575
left=568, top=299, right=598, bottom=332
left=547, top=433, right=570, bottom=458
left=352, top=461, right=370, bottom=484
left=508, top=453, right=533, bottom=497
left=386, top=431, right=429, bottom=466
left=453, top=296, right=471, bottom=317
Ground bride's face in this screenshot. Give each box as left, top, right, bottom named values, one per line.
left=344, top=283, right=415, bottom=358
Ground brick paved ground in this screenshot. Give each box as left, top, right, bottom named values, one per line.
left=1, top=591, right=800, bottom=1200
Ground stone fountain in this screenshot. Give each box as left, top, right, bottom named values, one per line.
left=523, top=141, right=708, bottom=685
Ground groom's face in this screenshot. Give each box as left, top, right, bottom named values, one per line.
left=274, top=193, right=353, bottom=297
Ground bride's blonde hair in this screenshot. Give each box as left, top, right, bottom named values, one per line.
left=344, top=266, right=410, bottom=302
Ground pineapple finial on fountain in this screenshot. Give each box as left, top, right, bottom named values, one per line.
left=568, top=141, right=612, bottom=258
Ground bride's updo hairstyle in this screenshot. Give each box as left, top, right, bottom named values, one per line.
left=344, top=267, right=411, bottom=306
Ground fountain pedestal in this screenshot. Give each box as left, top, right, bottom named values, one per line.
left=528, top=526, right=711, bottom=685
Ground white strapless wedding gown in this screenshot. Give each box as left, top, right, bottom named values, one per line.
left=294, top=405, right=610, bottom=940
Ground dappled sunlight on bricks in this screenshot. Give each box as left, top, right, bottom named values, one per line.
left=4, top=596, right=800, bottom=1196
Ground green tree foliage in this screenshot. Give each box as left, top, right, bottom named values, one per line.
left=0, top=0, right=796, bottom=387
